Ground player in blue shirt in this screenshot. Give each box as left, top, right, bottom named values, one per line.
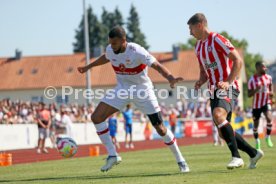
left=108, top=113, right=120, bottom=149
left=123, top=104, right=134, bottom=148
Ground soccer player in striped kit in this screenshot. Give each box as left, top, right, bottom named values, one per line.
left=187, top=13, right=263, bottom=169
left=248, top=61, right=274, bottom=149
left=78, top=26, right=189, bottom=173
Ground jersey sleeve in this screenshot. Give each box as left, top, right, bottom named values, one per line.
left=248, top=77, right=254, bottom=90
left=214, top=34, right=235, bottom=55
left=136, top=46, right=157, bottom=66
left=105, top=45, right=112, bottom=60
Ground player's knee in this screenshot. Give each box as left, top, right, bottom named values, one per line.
left=212, top=108, right=226, bottom=123
left=91, top=113, right=104, bottom=124
left=154, top=124, right=166, bottom=136
left=147, top=112, right=163, bottom=126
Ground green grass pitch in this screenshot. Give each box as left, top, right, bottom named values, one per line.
left=1, top=137, right=275, bottom=184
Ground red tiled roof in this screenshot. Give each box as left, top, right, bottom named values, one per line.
left=0, top=50, right=211, bottom=90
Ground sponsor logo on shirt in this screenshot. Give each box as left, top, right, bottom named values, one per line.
left=205, top=62, right=218, bottom=69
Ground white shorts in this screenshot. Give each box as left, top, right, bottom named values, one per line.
left=101, top=87, right=160, bottom=115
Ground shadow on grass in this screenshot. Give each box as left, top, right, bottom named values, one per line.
left=0, top=169, right=235, bottom=183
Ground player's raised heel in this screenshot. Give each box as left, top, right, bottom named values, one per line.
left=178, top=161, right=190, bottom=173
left=265, top=137, right=273, bottom=148
left=226, top=157, right=244, bottom=169
left=101, top=156, right=122, bottom=172
left=249, top=149, right=264, bottom=169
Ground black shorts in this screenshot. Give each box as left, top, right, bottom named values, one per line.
left=210, top=88, right=239, bottom=122
left=252, top=104, right=272, bottom=120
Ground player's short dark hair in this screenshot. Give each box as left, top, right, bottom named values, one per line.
left=187, top=13, right=207, bottom=26
left=255, top=61, right=264, bottom=69
left=109, top=26, right=126, bottom=39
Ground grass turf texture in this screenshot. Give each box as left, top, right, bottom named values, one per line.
left=1, top=137, right=275, bottom=184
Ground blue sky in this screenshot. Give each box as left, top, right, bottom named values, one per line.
left=1, top=0, right=275, bottom=62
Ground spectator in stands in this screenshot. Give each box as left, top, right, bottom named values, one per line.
left=108, top=113, right=120, bottom=149
left=123, top=104, right=134, bottom=149
left=169, top=110, right=177, bottom=135
left=36, top=102, right=51, bottom=154
left=60, top=108, right=74, bottom=138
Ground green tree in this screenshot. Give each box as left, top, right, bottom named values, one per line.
left=73, top=6, right=105, bottom=56
left=101, top=7, right=124, bottom=46
left=127, top=4, right=149, bottom=49
left=179, top=38, right=197, bottom=50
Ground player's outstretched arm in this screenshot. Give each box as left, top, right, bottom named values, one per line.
left=77, top=54, right=110, bottom=74
left=151, top=61, right=183, bottom=88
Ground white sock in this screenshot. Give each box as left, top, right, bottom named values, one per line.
left=266, top=135, right=270, bottom=139
left=95, top=122, right=118, bottom=156
left=163, top=128, right=185, bottom=163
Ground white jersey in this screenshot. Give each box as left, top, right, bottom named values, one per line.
left=105, top=42, right=156, bottom=89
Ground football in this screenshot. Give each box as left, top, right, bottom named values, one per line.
left=57, top=137, right=78, bottom=158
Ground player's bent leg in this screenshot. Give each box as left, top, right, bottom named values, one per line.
left=91, top=102, right=118, bottom=124
left=249, top=149, right=264, bottom=169
left=148, top=112, right=190, bottom=173
left=253, top=118, right=261, bottom=149
left=91, top=102, right=121, bottom=172
left=213, top=107, right=243, bottom=169
left=264, top=110, right=273, bottom=148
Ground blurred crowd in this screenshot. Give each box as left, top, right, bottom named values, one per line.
left=1, top=98, right=276, bottom=125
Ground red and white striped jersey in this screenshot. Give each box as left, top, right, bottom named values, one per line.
left=248, top=74, right=272, bottom=109
left=195, top=32, right=239, bottom=90
left=105, top=43, right=156, bottom=89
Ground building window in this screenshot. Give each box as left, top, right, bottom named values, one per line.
left=31, top=96, right=44, bottom=102
left=168, top=90, right=173, bottom=97
left=56, top=95, right=69, bottom=104
left=67, top=67, right=73, bottom=73
left=17, top=69, right=23, bottom=75
left=31, top=68, right=38, bottom=74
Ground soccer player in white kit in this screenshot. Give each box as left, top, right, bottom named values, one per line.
left=78, top=26, right=189, bottom=173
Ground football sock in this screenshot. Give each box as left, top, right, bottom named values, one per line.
left=163, top=128, right=185, bottom=163
left=95, top=122, right=118, bottom=156
left=218, top=120, right=240, bottom=158
left=235, top=133, right=257, bottom=158
left=267, top=124, right=272, bottom=136
left=253, top=128, right=259, bottom=139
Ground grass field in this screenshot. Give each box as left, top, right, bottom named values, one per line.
left=0, top=137, right=275, bottom=184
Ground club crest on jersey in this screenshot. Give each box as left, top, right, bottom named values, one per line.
left=112, top=58, right=117, bottom=62
left=126, top=59, right=132, bottom=65
left=208, top=46, right=212, bottom=52
left=119, top=63, right=126, bottom=71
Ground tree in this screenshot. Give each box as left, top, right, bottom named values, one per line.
left=73, top=6, right=105, bottom=56
left=101, top=7, right=124, bottom=46
left=179, top=38, right=197, bottom=50
left=127, top=4, right=149, bottom=49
